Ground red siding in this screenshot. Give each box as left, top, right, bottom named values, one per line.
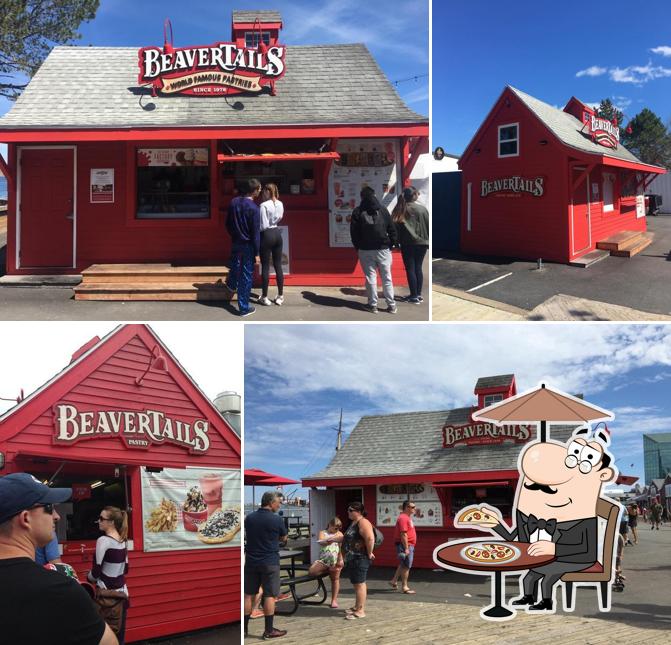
left=0, top=325, right=241, bottom=642
left=7, top=139, right=411, bottom=285
left=460, top=92, right=570, bottom=263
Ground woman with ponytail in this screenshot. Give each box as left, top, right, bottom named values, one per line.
left=88, top=506, right=130, bottom=644
left=392, top=186, right=429, bottom=304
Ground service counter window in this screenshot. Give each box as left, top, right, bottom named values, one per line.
left=220, top=159, right=316, bottom=198
left=450, top=485, right=515, bottom=520
left=603, top=172, right=616, bottom=212
left=137, top=148, right=210, bottom=219
left=43, top=471, right=131, bottom=544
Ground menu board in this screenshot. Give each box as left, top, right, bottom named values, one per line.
left=328, top=139, right=400, bottom=247
left=137, top=148, right=209, bottom=167
left=376, top=483, right=443, bottom=527
left=141, top=466, right=240, bottom=552
left=90, top=168, right=114, bottom=203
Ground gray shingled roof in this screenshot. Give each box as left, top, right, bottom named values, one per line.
left=232, top=10, right=282, bottom=23
left=306, top=408, right=576, bottom=480
left=510, top=86, right=655, bottom=166
left=0, top=45, right=425, bottom=130
left=475, top=374, right=514, bottom=390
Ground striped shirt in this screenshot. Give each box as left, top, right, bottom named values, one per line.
left=88, top=535, right=129, bottom=595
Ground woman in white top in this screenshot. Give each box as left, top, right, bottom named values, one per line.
left=258, top=183, right=285, bottom=306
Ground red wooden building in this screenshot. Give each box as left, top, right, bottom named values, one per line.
left=458, top=87, right=665, bottom=264
left=303, top=374, right=577, bottom=569
left=0, top=324, right=241, bottom=642
left=0, top=10, right=427, bottom=289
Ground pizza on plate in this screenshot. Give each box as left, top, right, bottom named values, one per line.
left=463, top=543, right=516, bottom=564
left=456, top=506, right=499, bottom=527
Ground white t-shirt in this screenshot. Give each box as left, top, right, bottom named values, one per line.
left=260, top=199, right=284, bottom=231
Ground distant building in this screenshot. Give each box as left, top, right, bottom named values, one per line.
left=643, top=433, right=671, bottom=484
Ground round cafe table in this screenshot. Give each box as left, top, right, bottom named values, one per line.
left=435, top=539, right=556, bottom=619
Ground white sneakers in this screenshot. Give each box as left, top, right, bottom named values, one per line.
left=258, top=295, right=284, bottom=306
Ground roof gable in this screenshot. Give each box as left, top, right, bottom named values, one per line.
left=0, top=324, right=240, bottom=467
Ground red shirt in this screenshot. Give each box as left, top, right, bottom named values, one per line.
left=393, top=513, right=417, bottom=546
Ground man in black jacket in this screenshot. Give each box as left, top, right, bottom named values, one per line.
left=350, top=187, right=398, bottom=314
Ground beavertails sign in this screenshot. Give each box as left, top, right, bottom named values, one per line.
left=53, top=403, right=210, bottom=454
left=138, top=41, right=286, bottom=96
left=442, top=421, right=532, bottom=448
left=582, top=111, right=620, bottom=149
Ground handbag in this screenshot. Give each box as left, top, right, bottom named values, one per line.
left=94, top=588, right=127, bottom=636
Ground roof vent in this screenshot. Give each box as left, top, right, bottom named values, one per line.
left=70, top=336, right=101, bottom=363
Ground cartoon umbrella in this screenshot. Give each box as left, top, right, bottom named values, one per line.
left=471, top=382, right=613, bottom=442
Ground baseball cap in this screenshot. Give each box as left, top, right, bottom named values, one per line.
left=0, top=473, right=72, bottom=524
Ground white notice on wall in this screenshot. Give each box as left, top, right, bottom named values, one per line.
left=90, top=168, right=114, bottom=203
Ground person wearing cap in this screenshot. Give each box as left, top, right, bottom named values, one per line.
left=0, top=472, right=118, bottom=645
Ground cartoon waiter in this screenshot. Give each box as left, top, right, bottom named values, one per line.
left=456, top=425, right=618, bottom=613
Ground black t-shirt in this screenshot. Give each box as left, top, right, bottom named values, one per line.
left=0, top=557, right=106, bottom=645
left=244, top=508, right=288, bottom=566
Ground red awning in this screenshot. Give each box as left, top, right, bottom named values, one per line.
left=616, top=474, right=639, bottom=486
left=217, top=151, right=340, bottom=163
left=433, top=480, right=512, bottom=488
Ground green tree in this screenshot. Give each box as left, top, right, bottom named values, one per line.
left=621, top=108, right=671, bottom=169
left=0, top=0, right=100, bottom=100
left=596, top=98, right=625, bottom=132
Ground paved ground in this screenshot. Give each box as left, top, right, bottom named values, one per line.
left=0, top=285, right=429, bottom=321
left=432, top=215, right=671, bottom=320
left=432, top=285, right=671, bottom=322
left=0, top=225, right=428, bottom=320
left=250, top=520, right=671, bottom=644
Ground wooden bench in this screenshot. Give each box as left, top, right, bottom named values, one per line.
left=274, top=565, right=329, bottom=616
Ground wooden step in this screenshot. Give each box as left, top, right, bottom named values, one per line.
left=80, top=264, right=229, bottom=285
left=596, top=230, right=643, bottom=252
left=569, top=249, right=610, bottom=268
left=610, top=232, right=654, bottom=257
left=74, top=281, right=236, bottom=301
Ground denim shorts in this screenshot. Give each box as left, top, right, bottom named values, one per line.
left=345, top=554, right=371, bottom=584
left=396, top=543, right=415, bottom=569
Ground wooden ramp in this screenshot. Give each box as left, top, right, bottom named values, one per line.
left=596, top=230, right=654, bottom=257
left=74, top=264, right=234, bottom=301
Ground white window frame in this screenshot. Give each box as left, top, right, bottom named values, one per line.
left=483, top=394, right=504, bottom=407
left=498, top=122, right=519, bottom=158
left=245, top=31, right=271, bottom=49
left=603, top=173, right=615, bottom=213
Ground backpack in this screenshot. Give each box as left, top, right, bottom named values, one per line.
left=373, top=526, right=384, bottom=547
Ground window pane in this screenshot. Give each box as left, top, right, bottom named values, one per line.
left=499, top=125, right=518, bottom=141
left=499, top=140, right=518, bottom=156
left=137, top=153, right=210, bottom=220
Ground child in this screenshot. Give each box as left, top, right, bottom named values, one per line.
left=308, top=517, right=344, bottom=608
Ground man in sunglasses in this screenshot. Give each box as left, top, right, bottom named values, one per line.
left=0, top=472, right=118, bottom=645
left=389, top=500, right=417, bottom=594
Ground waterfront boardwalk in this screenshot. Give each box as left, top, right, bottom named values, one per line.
left=245, top=522, right=671, bottom=644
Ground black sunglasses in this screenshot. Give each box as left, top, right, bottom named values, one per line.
left=98, top=515, right=113, bottom=522
left=29, top=503, right=54, bottom=514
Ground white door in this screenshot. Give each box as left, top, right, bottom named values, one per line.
left=309, top=489, right=335, bottom=561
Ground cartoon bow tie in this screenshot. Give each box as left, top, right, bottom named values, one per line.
left=526, top=515, right=557, bottom=534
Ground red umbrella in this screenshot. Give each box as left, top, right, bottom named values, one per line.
left=244, top=468, right=277, bottom=485
left=245, top=469, right=299, bottom=506
left=255, top=474, right=300, bottom=486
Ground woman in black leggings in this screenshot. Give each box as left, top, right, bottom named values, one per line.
left=258, top=183, right=285, bottom=306
left=392, top=186, right=429, bottom=303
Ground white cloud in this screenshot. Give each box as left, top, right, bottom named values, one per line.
left=245, top=324, right=671, bottom=414
left=576, top=65, right=607, bottom=78
left=651, top=46, right=671, bottom=57
left=610, top=62, right=671, bottom=84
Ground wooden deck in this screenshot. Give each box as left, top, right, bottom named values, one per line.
left=74, top=264, right=234, bottom=301
left=596, top=231, right=654, bottom=257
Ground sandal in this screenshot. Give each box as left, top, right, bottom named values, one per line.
left=330, top=601, right=339, bottom=609
left=345, top=612, right=365, bottom=620
left=389, top=581, right=398, bottom=589
left=402, top=589, right=416, bottom=594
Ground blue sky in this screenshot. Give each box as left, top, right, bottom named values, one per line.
left=245, top=324, right=671, bottom=503
left=433, top=0, right=671, bottom=155
left=0, top=0, right=428, bottom=160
